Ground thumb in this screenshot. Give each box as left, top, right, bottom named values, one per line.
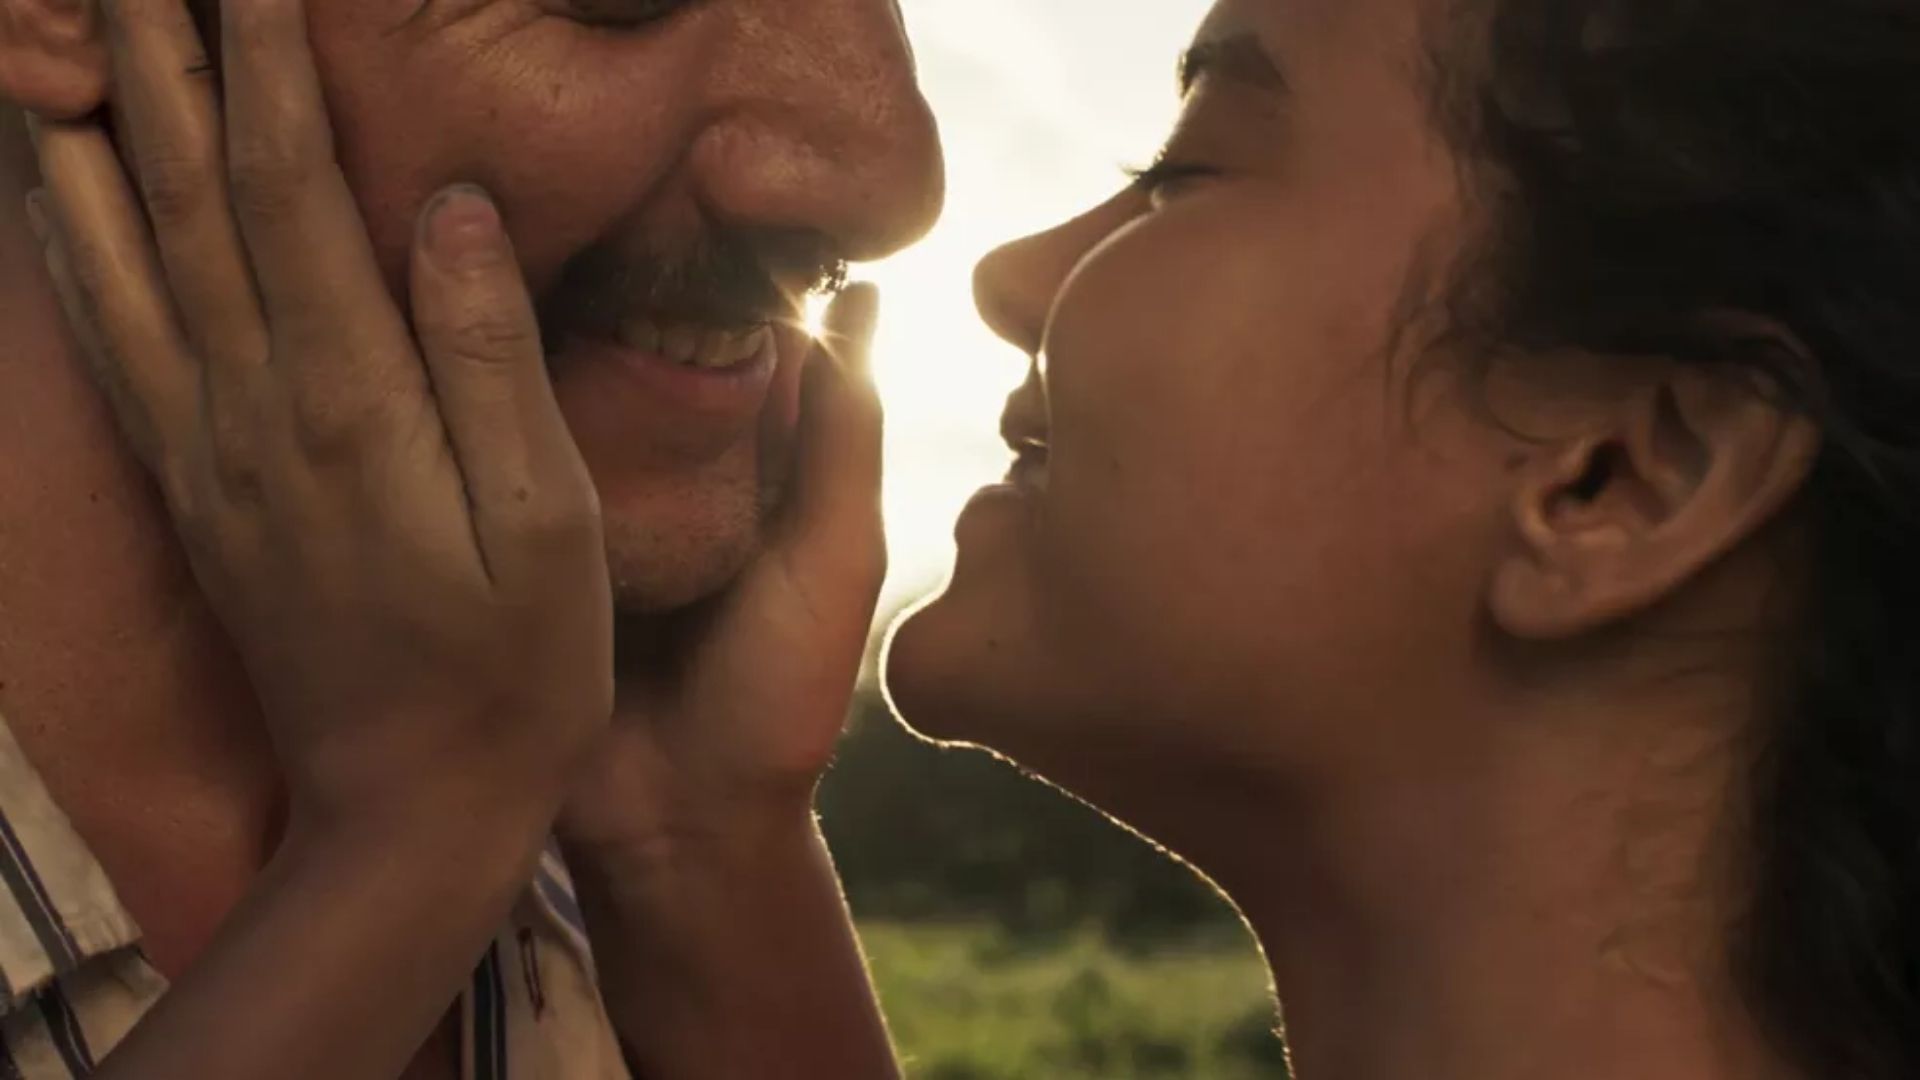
left=410, top=184, right=601, bottom=590
left=777, top=283, right=887, bottom=588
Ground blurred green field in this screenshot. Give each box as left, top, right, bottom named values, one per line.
left=821, top=700, right=1290, bottom=1078
left=859, top=920, right=1286, bottom=1080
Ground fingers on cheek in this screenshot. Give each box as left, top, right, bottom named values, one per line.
left=29, top=192, right=146, bottom=434
left=28, top=177, right=261, bottom=524
left=219, top=0, right=333, bottom=224
left=34, top=196, right=211, bottom=525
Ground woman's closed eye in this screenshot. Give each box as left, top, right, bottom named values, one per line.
left=570, top=0, right=699, bottom=31
left=1123, top=155, right=1222, bottom=203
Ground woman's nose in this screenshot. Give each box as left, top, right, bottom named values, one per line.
left=973, top=193, right=1140, bottom=357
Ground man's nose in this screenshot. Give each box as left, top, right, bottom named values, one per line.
left=692, top=0, right=946, bottom=262
left=974, top=193, right=1140, bottom=357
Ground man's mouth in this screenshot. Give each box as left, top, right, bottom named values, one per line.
left=540, top=312, right=799, bottom=461
left=613, top=317, right=778, bottom=372
left=528, top=228, right=834, bottom=455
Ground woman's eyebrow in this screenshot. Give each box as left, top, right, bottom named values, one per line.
left=1178, top=33, right=1290, bottom=98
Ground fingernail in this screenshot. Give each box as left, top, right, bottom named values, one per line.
left=23, top=190, right=48, bottom=245
left=423, top=184, right=503, bottom=266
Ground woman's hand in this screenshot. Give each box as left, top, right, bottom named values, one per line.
left=552, top=287, right=900, bottom=1080
left=26, top=0, right=612, bottom=830
left=559, top=285, right=889, bottom=860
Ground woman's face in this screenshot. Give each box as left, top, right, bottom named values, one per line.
left=886, top=0, right=1512, bottom=785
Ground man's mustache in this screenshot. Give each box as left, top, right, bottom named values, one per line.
left=537, top=226, right=848, bottom=354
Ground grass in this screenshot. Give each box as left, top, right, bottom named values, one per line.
left=857, top=920, right=1289, bottom=1079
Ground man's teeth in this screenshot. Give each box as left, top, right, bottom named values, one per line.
left=616, top=319, right=773, bottom=370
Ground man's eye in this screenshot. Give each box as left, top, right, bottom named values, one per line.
left=571, top=0, right=695, bottom=29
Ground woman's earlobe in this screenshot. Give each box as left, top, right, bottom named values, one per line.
left=1489, top=550, right=1585, bottom=642
left=0, top=0, right=110, bottom=121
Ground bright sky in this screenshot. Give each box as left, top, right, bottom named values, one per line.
left=838, top=0, right=1218, bottom=618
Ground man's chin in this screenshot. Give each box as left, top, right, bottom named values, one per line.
left=601, top=510, right=765, bottom=619
left=606, top=541, right=759, bottom=618
left=583, top=437, right=783, bottom=619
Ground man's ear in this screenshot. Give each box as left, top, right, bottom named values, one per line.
left=0, top=0, right=108, bottom=120
left=1489, top=363, right=1821, bottom=640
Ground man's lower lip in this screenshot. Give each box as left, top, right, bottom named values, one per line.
left=556, top=334, right=779, bottom=420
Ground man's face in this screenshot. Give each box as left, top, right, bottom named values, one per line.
left=223, top=0, right=943, bottom=613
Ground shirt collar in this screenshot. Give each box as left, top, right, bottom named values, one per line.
left=0, top=712, right=143, bottom=1010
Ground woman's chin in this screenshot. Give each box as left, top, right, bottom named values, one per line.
left=879, top=584, right=1035, bottom=749
left=879, top=590, right=976, bottom=744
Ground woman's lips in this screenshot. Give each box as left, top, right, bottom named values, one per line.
left=1006, top=449, right=1050, bottom=494
left=957, top=449, right=1049, bottom=534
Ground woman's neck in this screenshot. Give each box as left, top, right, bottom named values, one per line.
left=1125, top=688, right=1793, bottom=1080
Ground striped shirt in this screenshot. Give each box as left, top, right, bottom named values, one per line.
left=0, top=713, right=630, bottom=1079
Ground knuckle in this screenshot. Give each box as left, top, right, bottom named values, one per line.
left=136, top=142, right=218, bottom=229
left=156, top=454, right=246, bottom=568
left=60, top=231, right=113, bottom=302
left=275, top=350, right=391, bottom=464
left=440, top=312, right=536, bottom=369
left=226, top=133, right=312, bottom=221
left=288, top=395, right=376, bottom=464
left=212, top=459, right=267, bottom=508
left=175, top=500, right=256, bottom=593
left=206, top=416, right=268, bottom=504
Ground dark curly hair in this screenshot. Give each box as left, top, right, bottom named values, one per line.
left=1427, top=1, right=1920, bottom=1076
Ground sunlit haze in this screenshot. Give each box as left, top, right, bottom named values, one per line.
left=842, top=0, right=1216, bottom=621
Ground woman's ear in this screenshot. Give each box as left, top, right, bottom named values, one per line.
left=0, top=0, right=108, bottom=120
left=1489, top=363, right=1821, bottom=641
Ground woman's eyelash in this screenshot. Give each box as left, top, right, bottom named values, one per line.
left=572, top=0, right=693, bottom=30
left=1123, top=158, right=1220, bottom=194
